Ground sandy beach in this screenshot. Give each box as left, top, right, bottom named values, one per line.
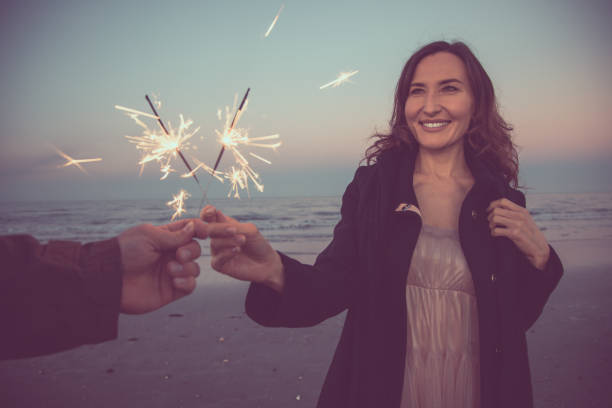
left=1, top=238, right=611, bottom=407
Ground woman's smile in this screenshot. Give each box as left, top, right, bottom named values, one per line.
left=419, top=119, right=452, bottom=132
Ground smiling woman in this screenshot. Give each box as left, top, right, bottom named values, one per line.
left=366, top=41, right=518, bottom=189
left=404, top=53, right=474, bottom=153
left=200, top=40, right=563, bottom=408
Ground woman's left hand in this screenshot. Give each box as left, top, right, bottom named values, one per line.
left=486, top=198, right=550, bottom=270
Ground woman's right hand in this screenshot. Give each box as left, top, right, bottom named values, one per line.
left=201, top=205, right=285, bottom=293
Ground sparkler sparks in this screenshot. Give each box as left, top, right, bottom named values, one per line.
left=52, top=145, right=102, bottom=174
left=319, top=70, right=359, bottom=89
left=144, top=95, right=201, bottom=186
left=167, top=189, right=190, bottom=221
left=264, top=4, right=284, bottom=38
left=181, top=156, right=224, bottom=182
left=116, top=100, right=200, bottom=182
left=210, top=89, right=281, bottom=198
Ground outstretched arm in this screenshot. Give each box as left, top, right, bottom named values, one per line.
left=0, top=219, right=208, bottom=360
left=203, top=168, right=363, bottom=328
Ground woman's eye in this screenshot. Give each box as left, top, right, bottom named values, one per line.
left=409, top=88, right=424, bottom=95
left=442, top=85, right=459, bottom=92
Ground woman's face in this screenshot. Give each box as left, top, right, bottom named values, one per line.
left=404, top=52, right=474, bottom=152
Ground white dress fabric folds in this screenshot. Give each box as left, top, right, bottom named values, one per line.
left=400, top=224, right=480, bottom=408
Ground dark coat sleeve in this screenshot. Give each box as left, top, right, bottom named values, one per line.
left=510, top=191, right=564, bottom=330
left=0, top=234, right=123, bottom=360
left=245, top=168, right=364, bottom=328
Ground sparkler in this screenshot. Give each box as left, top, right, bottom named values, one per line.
left=115, top=99, right=201, bottom=184
left=319, top=70, right=359, bottom=89
left=205, top=88, right=281, bottom=199
left=264, top=4, right=284, bottom=38
left=144, top=95, right=201, bottom=186
left=52, top=145, right=102, bottom=174
left=210, top=88, right=250, bottom=176
left=167, top=189, right=190, bottom=221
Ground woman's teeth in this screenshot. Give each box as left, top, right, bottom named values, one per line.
left=422, top=121, right=449, bottom=128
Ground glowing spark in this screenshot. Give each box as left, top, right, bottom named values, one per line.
left=117, top=104, right=199, bottom=180
left=144, top=95, right=201, bottom=186
left=226, top=164, right=264, bottom=199
left=206, top=88, right=250, bottom=192
left=210, top=92, right=281, bottom=198
left=264, top=4, right=284, bottom=38
left=181, top=156, right=224, bottom=182
left=52, top=145, right=102, bottom=174
left=319, top=70, right=359, bottom=89
left=160, top=163, right=175, bottom=180
left=167, top=189, right=190, bottom=221
left=114, top=105, right=159, bottom=120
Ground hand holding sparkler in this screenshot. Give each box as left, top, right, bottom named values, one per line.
left=118, top=218, right=209, bottom=314
left=201, top=205, right=285, bottom=293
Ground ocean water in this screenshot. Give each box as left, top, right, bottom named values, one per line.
left=1, top=193, right=611, bottom=246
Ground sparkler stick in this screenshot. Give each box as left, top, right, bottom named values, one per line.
left=200, top=87, right=250, bottom=208
left=319, top=70, right=359, bottom=89
left=210, top=88, right=251, bottom=175
left=144, top=94, right=201, bottom=187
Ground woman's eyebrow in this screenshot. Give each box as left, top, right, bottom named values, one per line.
left=409, top=78, right=464, bottom=87
left=439, top=78, right=464, bottom=85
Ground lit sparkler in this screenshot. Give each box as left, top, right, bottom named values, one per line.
left=264, top=4, right=284, bottom=38
left=167, top=189, right=190, bottom=221
left=115, top=99, right=201, bottom=184
left=52, top=145, right=102, bottom=174
left=144, top=95, right=201, bottom=186
left=210, top=88, right=251, bottom=177
left=319, top=70, right=359, bottom=89
left=208, top=89, right=281, bottom=199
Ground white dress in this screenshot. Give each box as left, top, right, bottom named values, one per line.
left=400, top=224, right=480, bottom=408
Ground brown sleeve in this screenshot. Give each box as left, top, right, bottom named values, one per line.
left=0, top=234, right=123, bottom=359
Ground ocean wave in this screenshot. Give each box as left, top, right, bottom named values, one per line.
left=2, top=192, right=611, bottom=243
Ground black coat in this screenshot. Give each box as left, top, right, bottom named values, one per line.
left=246, top=145, right=563, bottom=408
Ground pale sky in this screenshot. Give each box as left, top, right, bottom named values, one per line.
left=1, top=0, right=611, bottom=201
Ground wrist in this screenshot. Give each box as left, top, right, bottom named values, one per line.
left=531, top=245, right=551, bottom=271
left=263, top=251, right=285, bottom=293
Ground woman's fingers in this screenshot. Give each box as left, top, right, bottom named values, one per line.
left=201, top=205, right=236, bottom=224
left=207, top=222, right=256, bottom=238
left=487, top=198, right=524, bottom=213
left=211, top=247, right=241, bottom=272
left=210, top=235, right=246, bottom=255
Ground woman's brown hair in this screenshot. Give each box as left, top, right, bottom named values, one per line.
left=364, top=41, right=519, bottom=188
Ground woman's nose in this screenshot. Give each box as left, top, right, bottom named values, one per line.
left=422, top=92, right=441, bottom=116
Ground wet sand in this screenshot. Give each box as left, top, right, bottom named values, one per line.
left=0, top=239, right=610, bottom=407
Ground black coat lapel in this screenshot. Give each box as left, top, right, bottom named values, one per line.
left=376, top=147, right=422, bottom=283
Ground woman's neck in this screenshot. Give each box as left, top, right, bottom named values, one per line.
left=414, top=143, right=472, bottom=180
